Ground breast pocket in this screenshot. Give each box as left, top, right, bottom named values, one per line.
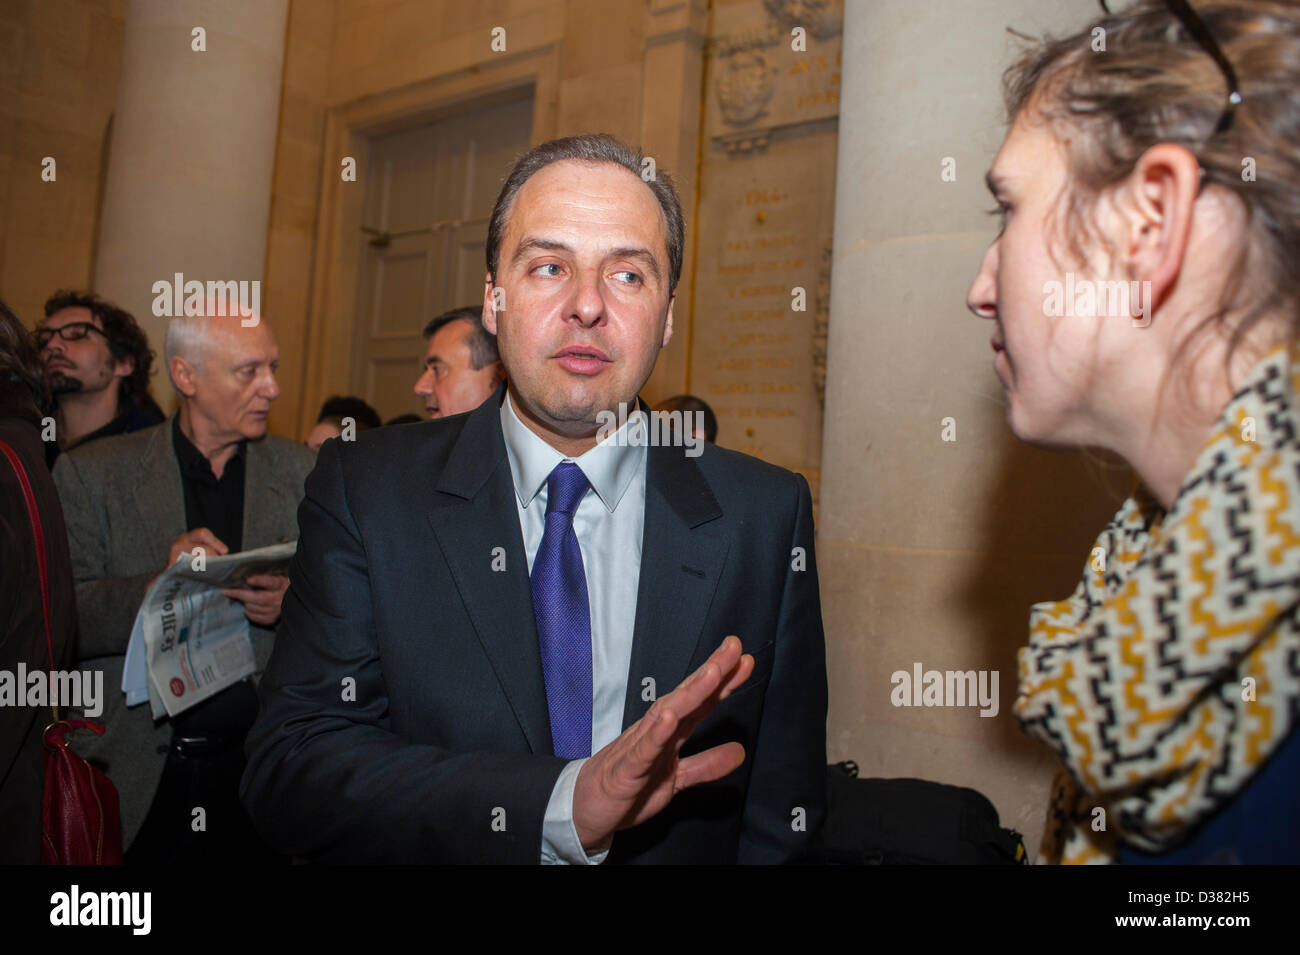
left=727, top=638, right=775, bottom=700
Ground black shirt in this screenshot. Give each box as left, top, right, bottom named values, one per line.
left=45, top=397, right=166, bottom=469
left=169, top=416, right=256, bottom=735
left=172, top=415, right=245, bottom=554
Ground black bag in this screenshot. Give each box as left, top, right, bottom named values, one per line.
left=821, top=760, right=1027, bottom=864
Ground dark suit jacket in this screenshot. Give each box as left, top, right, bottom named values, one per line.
left=242, top=385, right=827, bottom=863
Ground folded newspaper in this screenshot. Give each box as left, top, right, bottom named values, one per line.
left=122, top=541, right=297, bottom=719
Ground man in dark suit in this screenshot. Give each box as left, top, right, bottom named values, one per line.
left=242, top=134, right=827, bottom=863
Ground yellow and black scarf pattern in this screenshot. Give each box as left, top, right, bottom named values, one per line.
left=1015, top=341, right=1300, bottom=864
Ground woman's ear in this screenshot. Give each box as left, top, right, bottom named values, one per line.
left=1115, top=143, right=1201, bottom=310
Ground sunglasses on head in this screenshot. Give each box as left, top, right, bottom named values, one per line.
left=1098, top=0, right=1242, bottom=134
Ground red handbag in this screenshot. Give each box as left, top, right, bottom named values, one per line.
left=0, top=438, right=123, bottom=864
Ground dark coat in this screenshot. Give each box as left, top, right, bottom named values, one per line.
left=0, top=388, right=77, bottom=863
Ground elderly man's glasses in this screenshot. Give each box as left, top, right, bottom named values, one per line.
left=1099, top=0, right=1243, bottom=134
left=35, top=322, right=107, bottom=349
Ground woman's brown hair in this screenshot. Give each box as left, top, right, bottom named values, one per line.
left=0, top=298, right=48, bottom=422
left=1004, top=1, right=1300, bottom=355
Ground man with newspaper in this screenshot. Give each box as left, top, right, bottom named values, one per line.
left=53, top=306, right=313, bottom=862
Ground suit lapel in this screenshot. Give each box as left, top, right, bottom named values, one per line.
left=133, top=418, right=186, bottom=546
left=243, top=439, right=292, bottom=547
left=426, top=388, right=553, bottom=755
left=621, top=441, right=729, bottom=730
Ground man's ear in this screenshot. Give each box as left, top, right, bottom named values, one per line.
left=169, top=355, right=197, bottom=398
left=482, top=272, right=498, bottom=335
left=113, top=354, right=135, bottom=380
left=1116, top=143, right=1200, bottom=310
left=661, top=293, right=675, bottom=349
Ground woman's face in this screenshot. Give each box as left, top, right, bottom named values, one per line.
left=967, top=112, right=1142, bottom=448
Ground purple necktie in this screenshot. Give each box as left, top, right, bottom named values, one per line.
left=530, top=462, right=593, bottom=759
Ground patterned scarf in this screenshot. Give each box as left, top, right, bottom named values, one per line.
left=1015, top=341, right=1300, bottom=864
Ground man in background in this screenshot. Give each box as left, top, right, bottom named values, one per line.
left=413, top=305, right=505, bottom=418
left=37, top=291, right=164, bottom=468
left=655, top=394, right=718, bottom=445
left=306, top=395, right=382, bottom=452
left=54, top=306, right=313, bottom=862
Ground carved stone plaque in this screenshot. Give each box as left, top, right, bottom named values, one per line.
left=689, top=0, right=842, bottom=502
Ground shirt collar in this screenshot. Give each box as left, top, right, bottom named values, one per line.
left=172, top=414, right=246, bottom=480
left=500, top=391, right=646, bottom=514
left=70, top=404, right=134, bottom=449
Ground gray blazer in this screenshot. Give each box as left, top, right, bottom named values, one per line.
left=52, top=416, right=314, bottom=849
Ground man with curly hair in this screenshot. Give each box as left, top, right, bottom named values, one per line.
left=37, top=290, right=164, bottom=468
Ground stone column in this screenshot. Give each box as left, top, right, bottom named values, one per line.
left=819, top=0, right=1122, bottom=859
left=92, top=0, right=290, bottom=413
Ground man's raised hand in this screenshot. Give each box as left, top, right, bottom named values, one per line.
left=572, top=635, right=755, bottom=853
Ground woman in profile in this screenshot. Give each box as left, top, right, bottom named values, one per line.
left=966, top=0, right=1300, bottom=863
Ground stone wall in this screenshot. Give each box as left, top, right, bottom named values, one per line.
left=0, top=0, right=126, bottom=327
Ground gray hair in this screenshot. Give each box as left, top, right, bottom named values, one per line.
left=163, top=315, right=210, bottom=390
left=163, top=306, right=259, bottom=393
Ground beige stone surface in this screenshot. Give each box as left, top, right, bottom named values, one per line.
left=637, top=0, right=708, bottom=404
left=0, top=0, right=126, bottom=327
left=684, top=0, right=842, bottom=501
left=90, top=0, right=289, bottom=416
left=262, top=0, right=338, bottom=435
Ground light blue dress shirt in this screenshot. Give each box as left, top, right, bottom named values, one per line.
left=498, top=392, right=648, bottom=865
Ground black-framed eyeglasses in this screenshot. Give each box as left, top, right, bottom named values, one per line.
left=35, top=321, right=107, bottom=349
left=1099, top=0, right=1242, bottom=134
